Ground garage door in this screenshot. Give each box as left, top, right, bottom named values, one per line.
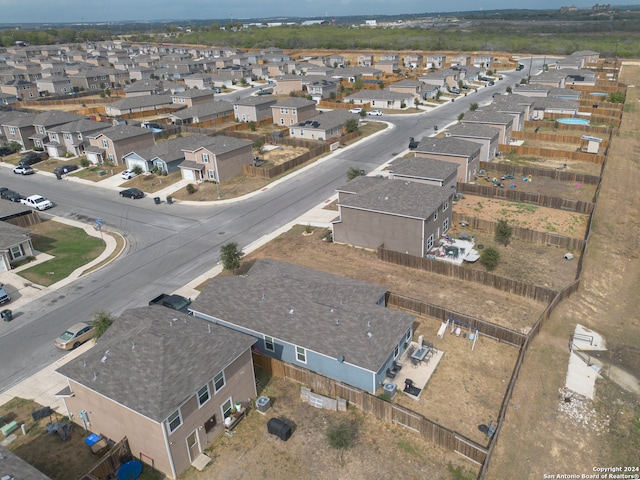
left=182, top=169, right=195, bottom=181
left=126, top=159, right=148, bottom=172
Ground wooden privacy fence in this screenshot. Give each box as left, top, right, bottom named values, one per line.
left=386, top=292, right=527, bottom=346
left=253, top=353, right=488, bottom=466
left=243, top=144, right=329, bottom=179
left=451, top=212, right=585, bottom=251
left=511, top=130, right=610, bottom=151
left=378, top=246, right=558, bottom=303
left=522, top=120, right=612, bottom=136
left=479, top=160, right=600, bottom=185
left=458, top=183, right=595, bottom=214
left=79, top=437, right=132, bottom=480
left=498, top=144, right=605, bottom=164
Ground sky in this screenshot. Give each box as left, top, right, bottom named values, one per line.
left=1, top=0, right=639, bottom=23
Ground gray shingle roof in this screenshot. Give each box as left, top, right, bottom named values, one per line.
left=445, top=123, right=501, bottom=140
left=295, top=109, right=352, bottom=131
left=272, top=98, right=317, bottom=108
left=336, top=176, right=453, bottom=219
left=389, top=156, right=459, bottom=181
left=190, top=259, right=415, bottom=372
left=106, top=94, right=173, bottom=110
left=415, top=137, right=482, bottom=156
left=56, top=306, right=256, bottom=422
left=169, top=100, right=233, bottom=120
left=34, top=111, right=85, bottom=128
left=181, top=135, right=252, bottom=155
left=233, top=96, right=278, bottom=107
left=461, top=110, right=514, bottom=126
left=87, top=124, right=154, bottom=142
left=0, top=221, right=30, bottom=249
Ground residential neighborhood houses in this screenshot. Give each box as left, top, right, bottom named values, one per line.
left=0, top=38, right=620, bottom=480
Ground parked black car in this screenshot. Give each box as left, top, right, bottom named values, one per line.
left=1, top=190, right=23, bottom=202
left=18, top=152, right=48, bottom=167
left=0, top=146, right=14, bottom=157
left=53, top=164, right=79, bottom=176
left=119, top=188, right=144, bottom=199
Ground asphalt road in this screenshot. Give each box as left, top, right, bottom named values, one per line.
left=0, top=70, right=520, bottom=392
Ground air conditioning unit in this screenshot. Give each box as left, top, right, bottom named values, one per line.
left=256, top=396, right=271, bottom=414
left=383, top=382, right=397, bottom=399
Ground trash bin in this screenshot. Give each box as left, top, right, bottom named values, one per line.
left=1, top=309, right=13, bottom=322
left=154, top=197, right=161, bottom=205
left=55, top=173, right=62, bottom=180
left=166, top=196, right=173, bottom=204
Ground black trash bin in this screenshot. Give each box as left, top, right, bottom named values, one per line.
left=154, top=197, right=161, bottom=205
left=267, top=418, right=292, bottom=441
left=166, top=196, right=173, bottom=204
left=55, top=173, right=62, bottom=180
left=1, top=309, right=13, bottom=322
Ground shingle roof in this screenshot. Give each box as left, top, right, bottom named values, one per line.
left=57, top=306, right=256, bottom=422
left=87, top=124, right=154, bottom=141
left=0, top=221, right=30, bottom=249
left=415, top=137, right=482, bottom=156
left=181, top=135, right=252, bottom=155
left=190, top=259, right=415, bottom=373
left=461, top=110, right=514, bottom=126
left=336, top=176, right=453, bottom=220
left=389, top=156, right=459, bottom=181
left=32, top=110, right=85, bottom=127
left=295, top=109, right=352, bottom=131
left=272, top=98, right=317, bottom=108
left=233, top=96, right=278, bottom=107
left=168, top=100, right=233, bottom=120
left=127, top=134, right=216, bottom=163
left=445, top=123, right=501, bottom=140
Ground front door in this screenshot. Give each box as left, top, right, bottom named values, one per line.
left=186, top=430, right=201, bottom=463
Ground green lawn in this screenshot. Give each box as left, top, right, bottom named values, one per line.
left=19, top=220, right=105, bottom=286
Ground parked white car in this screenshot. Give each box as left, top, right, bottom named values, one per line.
left=121, top=170, right=138, bottom=180
left=348, top=107, right=363, bottom=114
left=367, top=109, right=383, bottom=116
left=21, top=194, right=53, bottom=211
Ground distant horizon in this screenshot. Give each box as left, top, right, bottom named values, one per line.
left=1, top=1, right=639, bottom=24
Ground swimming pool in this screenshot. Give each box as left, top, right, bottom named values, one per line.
left=557, top=118, right=590, bottom=125
left=589, top=92, right=608, bottom=97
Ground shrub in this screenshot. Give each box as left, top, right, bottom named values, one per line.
left=91, top=310, right=115, bottom=340
left=480, top=246, right=501, bottom=271
left=186, top=183, right=196, bottom=195
left=495, top=219, right=513, bottom=246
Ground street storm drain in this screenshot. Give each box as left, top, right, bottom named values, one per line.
left=218, top=232, right=225, bottom=235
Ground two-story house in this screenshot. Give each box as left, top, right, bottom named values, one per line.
left=179, top=135, right=253, bottom=183
left=413, top=137, right=482, bottom=184
left=270, top=98, right=317, bottom=127
left=233, top=96, right=277, bottom=123
left=85, top=124, right=155, bottom=165
left=56, top=306, right=257, bottom=479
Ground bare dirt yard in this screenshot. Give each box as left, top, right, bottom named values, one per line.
left=486, top=68, right=640, bottom=479
left=495, top=154, right=603, bottom=176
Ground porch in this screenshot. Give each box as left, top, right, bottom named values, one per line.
left=383, top=341, right=444, bottom=401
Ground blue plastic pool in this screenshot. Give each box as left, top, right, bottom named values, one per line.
left=589, top=92, right=608, bottom=97
left=557, top=118, right=590, bottom=125
left=117, top=460, right=143, bottom=480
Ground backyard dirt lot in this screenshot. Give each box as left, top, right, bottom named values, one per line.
left=486, top=67, right=640, bottom=478
left=495, top=154, right=603, bottom=176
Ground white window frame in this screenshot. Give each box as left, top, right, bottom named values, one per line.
left=442, top=201, right=449, bottom=212
left=394, top=344, right=399, bottom=358
left=295, top=346, right=307, bottom=364
left=102, top=139, right=109, bottom=148
left=167, top=409, right=182, bottom=433
left=10, top=244, right=23, bottom=260
left=207, top=169, right=216, bottom=180
left=443, top=217, right=450, bottom=233
left=433, top=211, right=438, bottom=221
left=64, top=133, right=71, bottom=141
left=427, top=234, right=434, bottom=251
left=214, top=371, right=225, bottom=393
left=8, top=127, right=15, bottom=135
left=221, top=398, right=233, bottom=419
left=197, top=384, right=210, bottom=407
left=264, top=335, right=274, bottom=352
left=202, top=153, right=209, bottom=163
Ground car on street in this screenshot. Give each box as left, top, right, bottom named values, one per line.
left=120, top=187, right=144, bottom=199
left=53, top=164, right=79, bottom=176
left=18, top=152, right=47, bottom=167
left=256, top=89, right=272, bottom=96
left=1, top=190, right=23, bottom=202
left=367, top=109, right=383, bottom=116
left=449, top=88, right=460, bottom=94
left=348, top=107, right=363, bottom=114
left=54, top=322, right=95, bottom=350
left=0, top=146, right=14, bottom=157
left=0, top=283, right=11, bottom=305
left=121, top=169, right=138, bottom=180
left=488, top=81, right=495, bottom=86
left=213, top=87, right=221, bottom=93
left=21, top=194, right=53, bottom=210
left=13, top=165, right=35, bottom=175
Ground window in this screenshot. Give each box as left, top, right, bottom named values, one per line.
left=280, top=108, right=288, bottom=114
left=197, top=385, right=210, bottom=407
left=8, top=127, right=15, bottom=135
left=296, top=346, right=307, bottom=364
left=202, top=153, right=209, bottom=163
left=442, top=201, right=449, bottom=212
left=443, top=217, right=450, bottom=233
left=433, top=211, right=438, bottom=221
left=406, top=329, right=412, bottom=342
left=108, top=153, right=114, bottom=162
left=102, top=139, right=109, bottom=148
left=167, top=409, right=182, bottom=433
left=38, top=126, right=46, bottom=134
left=10, top=245, right=23, bottom=260
left=64, top=133, right=71, bottom=141
left=207, top=169, right=216, bottom=180
left=214, top=371, right=225, bottom=392
left=221, top=398, right=233, bottom=418
left=264, top=335, right=274, bottom=352
left=280, top=118, right=284, bottom=125
left=394, top=344, right=399, bottom=358
left=77, top=133, right=83, bottom=140
left=427, top=234, right=434, bottom=251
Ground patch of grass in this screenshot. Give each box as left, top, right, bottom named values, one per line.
left=447, top=462, right=475, bottom=480
left=397, top=439, right=421, bottom=457
left=545, top=224, right=557, bottom=232
left=18, top=220, right=105, bottom=286
left=513, top=203, right=538, bottom=213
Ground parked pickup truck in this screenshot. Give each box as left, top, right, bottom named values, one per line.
left=21, top=194, right=53, bottom=211
left=408, top=137, right=420, bottom=149
left=0, top=283, right=11, bottom=305
left=149, top=293, right=192, bottom=313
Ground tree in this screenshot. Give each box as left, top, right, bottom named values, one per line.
left=91, top=310, right=115, bottom=340
left=506, top=86, right=513, bottom=94
left=457, top=112, right=465, bottom=123
left=359, top=109, right=367, bottom=118
left=326, top=420, right=357, bottom=464
left=495, top=219, right=513, bottom=246
left=345, top=118, right=359, bottom=133
left=480, top=246, right=501, bottom=271
left=132, top=165, right=143, bottom=175
left=186, top=183, right=196, bottom=195
left=220, top=242, right=242, bottom=273
left=347, top=166, right=364, bottom=181
left=253, top=138, right=264, bottom=154
left=469, top=103, right=479, bottom=111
